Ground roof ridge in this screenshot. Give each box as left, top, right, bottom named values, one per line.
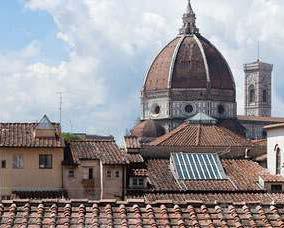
left=195, top=124, right=201, bottom=146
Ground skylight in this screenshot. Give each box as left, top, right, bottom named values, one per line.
left=170, top=153, right=227, bottom=180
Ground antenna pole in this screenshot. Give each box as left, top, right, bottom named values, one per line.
left=57, top=92, right=63, bottom=126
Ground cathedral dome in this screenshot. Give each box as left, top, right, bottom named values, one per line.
left=140, top=0, right=237, bottom=132
left=143, top=0, right=235, bottom=94
left=143, top=34, right=235, bottom=92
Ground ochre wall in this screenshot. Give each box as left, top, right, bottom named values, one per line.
left=0, top=147, right=64, bottom=197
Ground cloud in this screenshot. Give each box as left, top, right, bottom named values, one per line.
left=1, top=0, right=284, bottom=142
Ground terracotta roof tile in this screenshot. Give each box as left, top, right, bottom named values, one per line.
left=2, top=200, right=284, bottom=227
left=70, top=140, right=128, bottom=165
left=144, top=193, right=280, bottom=204
left=149, top=122, right=251, bottom=148
left=69, top=140, right=143, bottom=165
left=124, top=136, right=141, bottom=149
left=129, top=168, right=148, bottom=177
left=0, top=123, right=64, bottom=148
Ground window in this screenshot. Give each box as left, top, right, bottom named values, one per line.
left=130, top=177, right=145, bottom=188
left=68, top=170, right=75, bottom=178
left=39, top=155, right=52, bottom=169
left=276, top=147, right=281, bottom=175
left=263, top=90, right=267, bottom=103
left=185, top=104, right=194, bottom=114
left=271, top=184, right=282, bottom=193
left=217, top=105, right=225, bottom=115
left=1, top=160, right=6, bottom=168
left=106, top=170, right=111, bottom=178
left=249, top=85, right=255, bottom=103
left=88, top=168, right=94, bottom=180
left=13, top=155, right=24, bottom=169
left=115, top=171, right=120, bottom=178
left=151, top=104, right=161, bottom=115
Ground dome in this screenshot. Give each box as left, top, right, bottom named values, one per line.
left=143, top=0, right=235, bottom=94
left=143, top=35, right=235, bottom=92
left=131, top=120, right=166, bottom=138
left=139, top=0, right=237, bottom=131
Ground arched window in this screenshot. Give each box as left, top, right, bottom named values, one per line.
left=249, top=85, right=255, bottom=103
left=263, top=90, right=267, bottom=103
left=275, top=146, right=281, bottom=175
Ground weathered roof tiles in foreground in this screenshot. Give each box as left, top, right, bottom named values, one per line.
left=1, top=200, right=284, bottom=227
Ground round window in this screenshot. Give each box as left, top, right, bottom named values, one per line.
left=154, top=106, right=160, bottom=115
left=218, top=105, right=225, bottom=114
left=151, top=104, right=161, bottom=115
left=185, top=104, right=194, bottom=114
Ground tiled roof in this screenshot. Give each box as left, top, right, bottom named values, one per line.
left=125, top=154, right=144, bottom=164
left=144, top=193, right=284, bottom=204
left=69, top=140, right=143, bottom=165
left=0, top=123, right=64, bottom=148
left=124, top=136, right=141, bottom=149
left=146, top=159, right=277, bottom=192
left=238, top=115, right=284, bottom=123
left=149, top=122, right=251, bottom=148
left=69, top=140, right=128, bottom=165
left=252, top=139, right=267, bottom=146
left=2, top=200, right=284, bottom=227
left=129, top=168, right=148, bottom=177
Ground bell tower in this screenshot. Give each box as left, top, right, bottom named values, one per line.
left=244, top=60, right=273, bottom=117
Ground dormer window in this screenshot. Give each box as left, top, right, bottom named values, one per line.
left=170, top=153, right=227, bottom=180
left=34, top=115, right=57, bottom=138
left=129, top=177, right=145, bottom=189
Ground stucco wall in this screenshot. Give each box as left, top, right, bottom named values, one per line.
left=63, top=160, right=101, bottom=199
left=267, top=128, right=284, bottom=175
left=0, top=147, right=64, bottom=197
left=102, top=165, right=124, bottom=199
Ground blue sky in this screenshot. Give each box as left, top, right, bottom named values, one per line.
left=0, top=0, right=68, bottom=63
left=1, top=0, right=284, bottom=143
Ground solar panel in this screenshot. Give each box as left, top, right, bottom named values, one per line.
left=170, top=153, right=227, bottom=180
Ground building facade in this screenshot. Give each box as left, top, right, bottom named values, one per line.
left=0, top=115, right=65, bottom=199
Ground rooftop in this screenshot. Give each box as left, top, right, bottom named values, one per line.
left=146, top=158, right=283, bottom=193
left=68, top=140, right=143, bottom=165
left=1, top=199, right=284, bottom=227
left=0, top=122, right=64, bottom=148
left=149, top=120, right=251, bottom=148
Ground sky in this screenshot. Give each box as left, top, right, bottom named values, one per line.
left=1, top=0, right=284, bottom=142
